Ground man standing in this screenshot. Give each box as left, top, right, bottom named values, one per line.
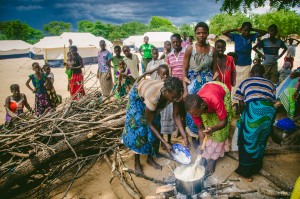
left=139, top=36, right=154, bottom=72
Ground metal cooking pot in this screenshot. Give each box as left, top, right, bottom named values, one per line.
left=174, top=165, right=205, bottom=196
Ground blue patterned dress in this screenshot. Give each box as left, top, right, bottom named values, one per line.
left=122, top=80, right=167, bottom=156
left=234, top=77, right=276, bottom=178
left=186, top=44, right=214, bottom=134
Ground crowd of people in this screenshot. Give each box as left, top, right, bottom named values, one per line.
left=4, top=21, right=300, bottom=183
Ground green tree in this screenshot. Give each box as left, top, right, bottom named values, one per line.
left=78, top=20, right=94, bottom=33
left=43, top=21, right=71, bottom=36
left=121, top=21, right=149, bottom=38
left=216, top=0, right=300, bottom=14
left=0, top=20, right=43, bottom=44
left=253, top=10, right=300, bottom=37
left=209, top=12, right=251, bottom=36
left=179, top=24, right=194, bottom=37
left=149, top=16, right=173, bottom=29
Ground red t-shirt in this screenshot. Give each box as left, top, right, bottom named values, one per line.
left=217, top=55, right=236, bottom=92
left=192, top=83, right=227, bottom=126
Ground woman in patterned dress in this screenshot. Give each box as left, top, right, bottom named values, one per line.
left=182, top=22, right=217, bottom=135
left=122, top=77, right=188, bottom=174
left=185, top=81, right=233, bottom=175
left=233, top=64, right=276, bottom=181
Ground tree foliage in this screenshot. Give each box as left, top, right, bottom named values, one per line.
left=209, top=12, right=251, bottom=36
left=179, top=24, right=194, bottom=37
left=149, top=16, right=173, bottom=29
left=0, top=20, right=43, bottom=44
left=43, top=21, right=71, bottom=36
left=217, top=0, right=300, bottom=14
left=209, top=10, right=300, bottom=37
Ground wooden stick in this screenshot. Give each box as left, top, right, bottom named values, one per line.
left=217, top=189, right=257, bottom=195
left=104, top=155, right=142, bottom=199
left=122, top=168, right=175, bottom=185
left=259, top=188, right=291, bottom=197
left=259, top=169, right=294, bottom=192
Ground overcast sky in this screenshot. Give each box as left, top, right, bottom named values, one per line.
left=1, top=0, right=299, bottom=30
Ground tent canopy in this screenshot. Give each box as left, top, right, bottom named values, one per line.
left=30, top=32, right=112, bottom=67
left=0, top=40, right=32, bottom=59
left=123, top=32, right=173, bottom=49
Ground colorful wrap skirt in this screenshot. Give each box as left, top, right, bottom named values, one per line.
left=122, top=84, right=161, bottom=156
left=70, top=73, right=85, bottom=100
left=235, top=100, right=276, bottom=178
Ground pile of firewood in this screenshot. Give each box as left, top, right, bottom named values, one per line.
left=0, top=88, right=127, bottom=198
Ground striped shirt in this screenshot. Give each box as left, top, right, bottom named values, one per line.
left=167, top=48, right=185, bottom=80
left=234, top=77, right=275, bottom=103
left=136, top=79, right=164, bottom=111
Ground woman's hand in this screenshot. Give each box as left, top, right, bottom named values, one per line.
left=164, top=142, right=173, bottom=156
left=183, top=136, right=190, bottom=149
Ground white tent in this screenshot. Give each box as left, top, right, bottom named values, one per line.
left=0, top=40, right=32, bottom=59
left=143, top=32, right=173, bottom=47
left=122, top=35, right=144, bottom=50
left=30, top=32, right=112, bottom=67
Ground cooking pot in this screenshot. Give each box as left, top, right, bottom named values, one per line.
left=174, top=165, right=205, bottom=196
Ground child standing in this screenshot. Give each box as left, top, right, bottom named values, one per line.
left=98, top=40, right=113, bottom=97
left=69, top=46, right=85, bottom=100
left=222, top=22, right=267, bottom=108
left=253, top=24, right=287, bottom=84
left=146, top=48, right=164, bottom=79
left=108, top=45, right=124, bottom=83
left=65, top=52, right=73, bottom=91
left=43, top=64, right=62, bottom=110
left=159, top=41, right=172, bottom=63
left=284, top=38, right=300, bottom=69
left=112, top=60, right=134, bottom=98
left=26, top=63, right=51, bottom=116
left=5, top=84, right=32, bottom=122
left=215, top=39, right=236, bottom=92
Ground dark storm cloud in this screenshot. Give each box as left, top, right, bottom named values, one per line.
left=0, top=0, right=223, bottom=29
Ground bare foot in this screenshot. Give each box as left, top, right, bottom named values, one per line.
left=245, top=177, right=253, bottom=182
left=135, top=154, right=144, bottom=174
left=135, top=162, right=144, bottom=174
left=147, top=156, right=162, bottom=170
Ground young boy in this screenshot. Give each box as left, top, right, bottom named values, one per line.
left=122, top=45, right=140, bottom=80
left=253, top=24, right=287, bottom=84
left=222, top=22, right=267, bottom=107
left=146, top=48, right=164, bottom=79
left=215, top=39, right=236, bottom=92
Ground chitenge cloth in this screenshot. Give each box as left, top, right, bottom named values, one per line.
left=122, top=84, right=161, bottom=156
left=235, top=100, right=275, bottom=178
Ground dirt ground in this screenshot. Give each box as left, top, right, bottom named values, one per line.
left=1, top=44, right=300, bottom=198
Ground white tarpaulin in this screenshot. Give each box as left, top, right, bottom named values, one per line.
left=0, top=40, right=32, bottom=59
